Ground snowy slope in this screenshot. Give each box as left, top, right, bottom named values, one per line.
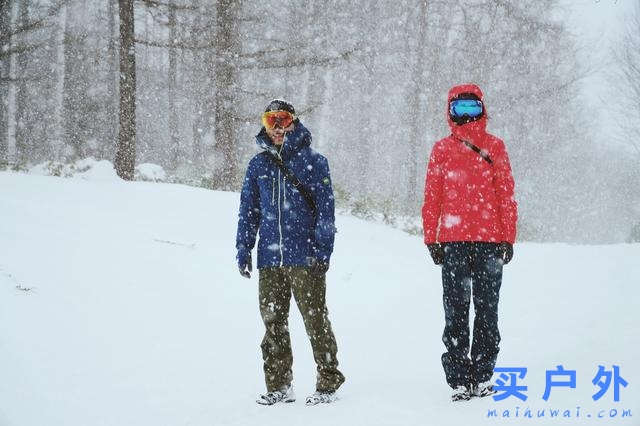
left=0, top=171, right=638, bottom=426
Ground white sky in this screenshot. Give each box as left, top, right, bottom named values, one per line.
left=560, top=0, right=638, bottom=150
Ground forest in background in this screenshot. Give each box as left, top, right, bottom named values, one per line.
left=1, top=0, right=639, bottom=243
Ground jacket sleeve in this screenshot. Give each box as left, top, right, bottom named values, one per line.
left=422, top=143, right=443, bottom=244
left=492, top=140, right=518, bottom=244
left=311, top=155, right=336, bottom=264
left=236, top=159, right=261, bottom=266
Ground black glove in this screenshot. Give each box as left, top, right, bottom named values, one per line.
left=238, top=252, right=252, bottom=278
left=310, top=260, right=330, bottom=276
left=499, top=242, right=513, bottom=265
left=427, top=243, right=444, bottom=265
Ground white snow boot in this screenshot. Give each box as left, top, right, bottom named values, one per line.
left=472, top=381, right=497, bottom=398
left=305, top=390, right=338, bottom=406
left=451, top=385, right=472, bottom=402
left=256, top=385, right=296, bottom=405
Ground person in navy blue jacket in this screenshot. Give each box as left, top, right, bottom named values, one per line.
left=236, top=99, right=345, bottom=406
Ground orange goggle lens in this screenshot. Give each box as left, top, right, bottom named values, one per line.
left=262, top=110, right=295, bottom=129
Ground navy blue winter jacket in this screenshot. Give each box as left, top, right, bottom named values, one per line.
left=236, top=122, right=336, bottom=269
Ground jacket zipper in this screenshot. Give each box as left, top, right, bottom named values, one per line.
left=277, top=169, right=284, bottom=266
left=271, top=178, right=275, bottom=205
left=276, top=134, right=286, bottom=267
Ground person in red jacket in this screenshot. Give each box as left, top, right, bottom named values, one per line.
left=422, top=83, right=517, bottom=402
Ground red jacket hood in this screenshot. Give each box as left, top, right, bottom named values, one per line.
left=447, top=83, right=488, bottom=144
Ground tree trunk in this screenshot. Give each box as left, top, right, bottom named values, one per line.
left=62, top=5, right=89, bottom=160
left=189, top=0, right=210, bottom=169
left=50, top=2, right=67, bottom=162
left=5, top=0, right=17, bottom=165
left=105, top=0, right=118, bottom=160
left=302, top=1, right=327, bottom=138
left=14, top=0, right=29, bottom=165
left=0, top=0, right=10, bottom=164
left=61, top=5, right=74, bottom=159
left=405, top=0, right=428, bottom=213
left=213, top=0, right=240, bottom=190
left=115, top=0, right=136, bottom=180
left=168, top=5, right=179, bottom=170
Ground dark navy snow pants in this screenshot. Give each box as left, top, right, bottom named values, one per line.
left=441, top=242, right=503, bottom=388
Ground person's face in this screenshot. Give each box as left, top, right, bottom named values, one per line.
left=266, top=122, right=294, bottom=145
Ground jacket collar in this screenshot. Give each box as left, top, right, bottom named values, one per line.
left=255, top=121, right=312, bottom=161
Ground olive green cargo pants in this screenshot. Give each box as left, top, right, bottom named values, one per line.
left=258, top=266, right=345, bottom=392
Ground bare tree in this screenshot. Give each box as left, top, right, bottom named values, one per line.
left=105, top=0, right=119, bottom=160
left=187, top=0, right=213, bottom=169
left=1, top=0, right=69, bottom=165
left=167, top=4, right=179, bottom=169
left=405, top=0, right=429, bottom=212
left=14, top=0, right=30, bottom=164
left=613, top=1, right=640, bottom=240
left=115, top=0, right=137, bottom=180
left=616, top=0, right=640, bottom=156
left=61, top=5, right=91, bottom=160
left=0, top=0, right=11, bottom=164
left=136, top=0, right=189, bottom=170
left=213, top=0, right=241, bottom=190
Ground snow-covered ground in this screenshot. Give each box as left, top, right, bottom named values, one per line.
left=0, top=170, right=638, bottom=426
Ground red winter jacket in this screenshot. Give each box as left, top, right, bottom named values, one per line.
left=422, top=84, right=518, bottom=245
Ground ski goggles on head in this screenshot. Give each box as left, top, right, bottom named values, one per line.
left=449, top=99, right=483, bottom=119
left=261, top=110, right=295, bottom=129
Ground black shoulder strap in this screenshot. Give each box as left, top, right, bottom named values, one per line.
left=457, top=137, right=493, bottom=164
left=262, top=151, right=317, bottom=222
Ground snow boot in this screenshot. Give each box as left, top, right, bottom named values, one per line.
left=305, top=390, right=338, bottom=406
left=256, top=385, right=296, bottom=405
left=451, top=385, right=472, bottom=402
left=472, top=381, right=497, bottom=398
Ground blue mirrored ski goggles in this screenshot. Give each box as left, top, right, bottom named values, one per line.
left=449, top=99, right=483, bottom=118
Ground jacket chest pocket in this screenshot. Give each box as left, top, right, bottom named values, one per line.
left=258, top=175, right=276, bottom=206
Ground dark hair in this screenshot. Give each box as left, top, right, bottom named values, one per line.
left=265, top=99, right=295, bottom=115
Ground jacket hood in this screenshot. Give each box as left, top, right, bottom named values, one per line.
left=255, top=121, right=311, bottom=160
left=447, top=83, right=488, bottom=144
